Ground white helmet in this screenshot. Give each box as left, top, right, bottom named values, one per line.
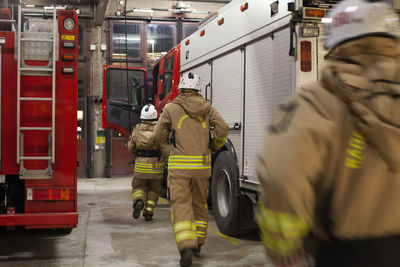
left=140, top=104, right=157, bottom=120
left=323, top=0, right=400, bottom=49
left=178, top=72, right=201, bottom=91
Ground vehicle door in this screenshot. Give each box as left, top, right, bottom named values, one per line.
left=102, top=66, right=148, bottom=137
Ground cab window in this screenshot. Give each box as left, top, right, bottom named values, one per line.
left=163, top=56, right=174, bottom=95
left=106, top=68, right=146, bottom=106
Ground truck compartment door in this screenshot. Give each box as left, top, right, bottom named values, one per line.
left=244, top=27, right=294, bottom=183
left=212, top=49, right=244, bottom=174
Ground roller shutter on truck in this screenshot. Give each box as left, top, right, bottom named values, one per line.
left=243, top=26, right=294, bottom=184
left=211, top=49, right=244, bottom=175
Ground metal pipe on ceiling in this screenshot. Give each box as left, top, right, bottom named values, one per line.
left=67, top=0, right=97, bottom=4
left=183, top=0, right=231, bottom=2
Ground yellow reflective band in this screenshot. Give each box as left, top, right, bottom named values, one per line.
left=146, top=207, right=153, bottom=212
left=214, top=136, right=228, bottom=148
left=178, top=115, right=189, bottom=129
left=168, top=158, right=203, bottom=162
left=256, top=205, right=310, bottom=238
left=135, top=162, right=153, bottom=166
left=168, top=162, right=207, bottom=166
left=176, top=230, right=197, bottom=243
left=168, top=165, right=211, bottom=170
left=147, top=200, right=156, bottom=206
left=132, top=190, right=145, bottom=199
left=169, top=155, right=203, bottom=159
left=198, top=116, right=206, bottom=128
left=195, top=221, right=207, bottom=227
left=260, top=230, right=300, bottom=256
left=197, top=231, right=206, bottom=235
left=173, top=221, right=194, bottom=233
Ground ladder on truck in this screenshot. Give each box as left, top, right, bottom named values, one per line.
left=16, top=4, right=57, bottom=179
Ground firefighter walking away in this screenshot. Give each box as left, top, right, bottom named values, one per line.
left=256, top=0, right=400, bottom=266
left=154, top=72, right=228, bottom=267
left=128, top=104, right=163, bottom=221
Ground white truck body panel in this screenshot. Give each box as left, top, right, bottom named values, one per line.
left=181, top=0, right=293, bottom=72
left=180, top=0, right=328, bottom=190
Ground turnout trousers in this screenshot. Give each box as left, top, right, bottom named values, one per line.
left=168, top=175, right=209, bottom=252
left=131, top=177, right=163, bottom=216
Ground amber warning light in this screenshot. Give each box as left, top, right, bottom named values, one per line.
left=304, top=8, right=325, bottom=19
left=240, top=2, right=249, bottom=12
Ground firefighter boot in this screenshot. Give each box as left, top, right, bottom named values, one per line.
left=144, top=214, right=153, bottom=221
left=132, top=200, right=144, bottom=219
left=180, top=248, right=193, bottom=267
left=193, top=244, right=203, bottom=257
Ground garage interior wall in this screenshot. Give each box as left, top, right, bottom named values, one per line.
left=18, top=0, right=229, bottom=177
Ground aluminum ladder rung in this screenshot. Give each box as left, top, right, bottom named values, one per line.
left=20, top=127, right=52, bottom=130
left=20, top=97, right=53, bottom=101
left=0, top=19, right=15, bottom=24
left=21, top=38, right=53, bottom=42
left=20, top=156, right=51, bottom=160
left=17, top=4, right=57, bottom=165
left=20, top=67, right=52, bottom=72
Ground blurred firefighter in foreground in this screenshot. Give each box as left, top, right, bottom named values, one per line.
left=256, top=0, right=400, bottom=266
left=154, top=72, right=228, bottom=267
left=128, top=104, right=163, bottom=221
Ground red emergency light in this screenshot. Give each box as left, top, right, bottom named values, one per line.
left=301, top=41, right=312, bottom=72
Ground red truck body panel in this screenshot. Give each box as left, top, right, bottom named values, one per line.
left=0, top=10, right=79, bottom=229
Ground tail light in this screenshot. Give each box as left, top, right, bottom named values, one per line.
left=27, top=188, right=74, bottom=201
left=301, top=41, right=312, bottom=72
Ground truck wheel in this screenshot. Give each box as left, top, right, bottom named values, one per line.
left=211, top=151, right=241, bottom=236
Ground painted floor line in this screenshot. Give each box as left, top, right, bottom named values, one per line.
left=158, top=197, right=168, bottom=204
left=209, top=227, right=239, bottom=245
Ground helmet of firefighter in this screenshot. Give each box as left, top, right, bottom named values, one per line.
left=140, top=104, right=157, bottom=120
left=178, top=72, right=201, bottom=91
left=323, top=0, right=400, bottom=49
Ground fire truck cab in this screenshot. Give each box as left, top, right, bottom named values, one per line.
left=0, top=4, right=79, bottom=230
left=153, top=0, right=334, bottom=235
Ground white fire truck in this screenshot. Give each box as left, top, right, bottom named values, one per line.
left=152, top=0, right=336, bottom=235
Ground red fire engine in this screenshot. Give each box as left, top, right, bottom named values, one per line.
left=0, top=4, right=78, bottom=230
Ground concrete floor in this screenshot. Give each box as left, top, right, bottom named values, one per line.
left=0, top=177, right=272, bottom=267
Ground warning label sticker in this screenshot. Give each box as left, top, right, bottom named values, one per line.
left=61, top=35, right=75, bottom=41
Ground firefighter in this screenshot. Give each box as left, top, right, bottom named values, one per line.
left=256, top=0, right=400, bottom=266
left=128, top=104, right=164, bottom=221
left=154, top=72, right=228, bottom=267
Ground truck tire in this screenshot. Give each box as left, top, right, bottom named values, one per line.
left=211, top=151, right=241, bottom=236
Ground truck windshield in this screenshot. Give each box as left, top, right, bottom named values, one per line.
left=106, top=68, right=146, bottom=106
